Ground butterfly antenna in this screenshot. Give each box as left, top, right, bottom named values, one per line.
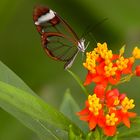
left=89, top=32, right=97, bottom=44
left=85, top=41, right=90, bottom=50
left=81, top=17, right=108, bottom=38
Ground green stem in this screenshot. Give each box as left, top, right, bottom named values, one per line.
left=103, top=136, right=109, bottom=140
left=94, top=127, right=101, bottom=140
left=116, top=73, right=134, bottom=85
left=106, top=84, right=112, bottom=91
left=67, top=70, right=89, bottom=96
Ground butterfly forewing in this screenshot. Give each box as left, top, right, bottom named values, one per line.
left=42, top=34, right=78, bottom=61
left=33, top=6, right=80, bottom=67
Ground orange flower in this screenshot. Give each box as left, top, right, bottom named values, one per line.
left=106, top=89, right=120, bottom=107
left=117, top=110, right=136, bottom=128
left=78, top=42, right=139, bottom=137
left=103, top=113, right=118, bottom=136
left=84, top=69, right=121, bottom=87
left=77, top=88, right=136, bottom=136
left=77, top=94, right=103, bottom=130
left=83, top=43, right=138, bottom=86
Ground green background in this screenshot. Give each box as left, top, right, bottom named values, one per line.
left=0, top=0, right=140, bottom=140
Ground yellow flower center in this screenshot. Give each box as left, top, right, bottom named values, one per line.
left=116, top=56, right=129, bottom=70
left=94, top=42, right=108, bottom=53
left=106, top=113, right=118, bottom=126
left=121, top=97, right=135, bottom=113
left=83, top=42, right=114, bottom=74
left=83, top=51, right=98, bottom=73
left=114, top=97, right=120, bottom=105
left=104, top=63, right=117, bottom=77
left=88, top=94, right=102, bottom=116
left=94, top=42, right=113, bottom=61
left=132, top=47, right=140, bottom=59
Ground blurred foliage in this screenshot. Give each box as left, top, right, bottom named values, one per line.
left=0, top=0, right=140, bottom=140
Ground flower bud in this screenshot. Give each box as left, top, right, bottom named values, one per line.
left=135, top=65, right=140, bottom=76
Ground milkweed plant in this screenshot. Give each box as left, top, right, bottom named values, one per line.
left=77, top=42, right=140, bottom=138
left=0, top=42, right=140, bottom=140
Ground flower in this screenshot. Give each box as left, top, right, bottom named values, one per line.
left=77, top=42, right=139, bottom=137
left=106, top=89, right=120, bottom=107
left=77, top=94, right=103, bottom=130
left=77, top=88, right=136, bottom=136
left=83, top=43, right=140, bottom=86
left=103, top=113, right=118, bottom=136
left=117, top=97, right=136, bottom=127
left=116, top=110, right=136, bottom=128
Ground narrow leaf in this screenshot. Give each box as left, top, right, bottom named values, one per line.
left=60, top=89, right=88, bottom=133
left=68, top=125, right=83, bottom=140
left=0, top=81, right=84, bottom=140
left=86, top=132, right=92, bottom=140
left=106, top=135, right=118, bottom=140
left=0, top=61, right=35, bottom=95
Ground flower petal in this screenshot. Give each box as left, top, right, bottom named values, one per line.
left=84, top=72, right=93, bottom=85
left=103, top=126, right=116, bottom=136
left=94, top=84, right=105, bottom=99
left=89, top=115, right=97, bottom=130
left=122, top=115, right=130, bottom=128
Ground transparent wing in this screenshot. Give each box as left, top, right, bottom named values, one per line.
left=33, top=6, right=79, bottom=63
left=41, top=33, right=78, bottom=61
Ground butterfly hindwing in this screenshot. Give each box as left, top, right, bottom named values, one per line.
left=41, top=33, right=78, bottom=61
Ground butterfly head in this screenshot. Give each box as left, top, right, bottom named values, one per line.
left=78, top=38, right=89, bottom=53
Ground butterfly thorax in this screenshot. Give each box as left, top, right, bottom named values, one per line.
left=78, top=39, right=86, bottom=53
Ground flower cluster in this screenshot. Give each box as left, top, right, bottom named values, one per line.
left=83, top=42, right=140, bottom=86
left=77, top=43, right=140, bottom=136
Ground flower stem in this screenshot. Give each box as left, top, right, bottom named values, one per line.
left=117, top=73, right=134, bottom=85
left=67, top=69, right=89, bottom=96
left=106, top=84, right=112, bottom=91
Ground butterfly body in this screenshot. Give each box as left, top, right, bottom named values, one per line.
left=33, top=6, right=87, bottom=69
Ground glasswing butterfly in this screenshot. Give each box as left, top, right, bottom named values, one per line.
left=33, top=6, right=89, bottom=69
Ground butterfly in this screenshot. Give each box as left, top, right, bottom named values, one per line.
left=33, top=6, right=89, bottom=69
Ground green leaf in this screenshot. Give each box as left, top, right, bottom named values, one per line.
left=93, top=127, right=101, bottom=140
left=67, top=70, right=88, bottom=96
left=60, top=89, right=88, bottom=133
left=106, top=135, right=118, bottom=140
left=0, top=61, right=35, bottom=95
left=0, top=80, right=84, bottom=140
left=69, top=125, right=76, bottom=140
left=68, top=125, right=83, bottom=140
left=86, top=132, right=93, bottom=140
left=85, top=128, right=102, bottom=140
left=118, top=117, right=140, bottom=139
